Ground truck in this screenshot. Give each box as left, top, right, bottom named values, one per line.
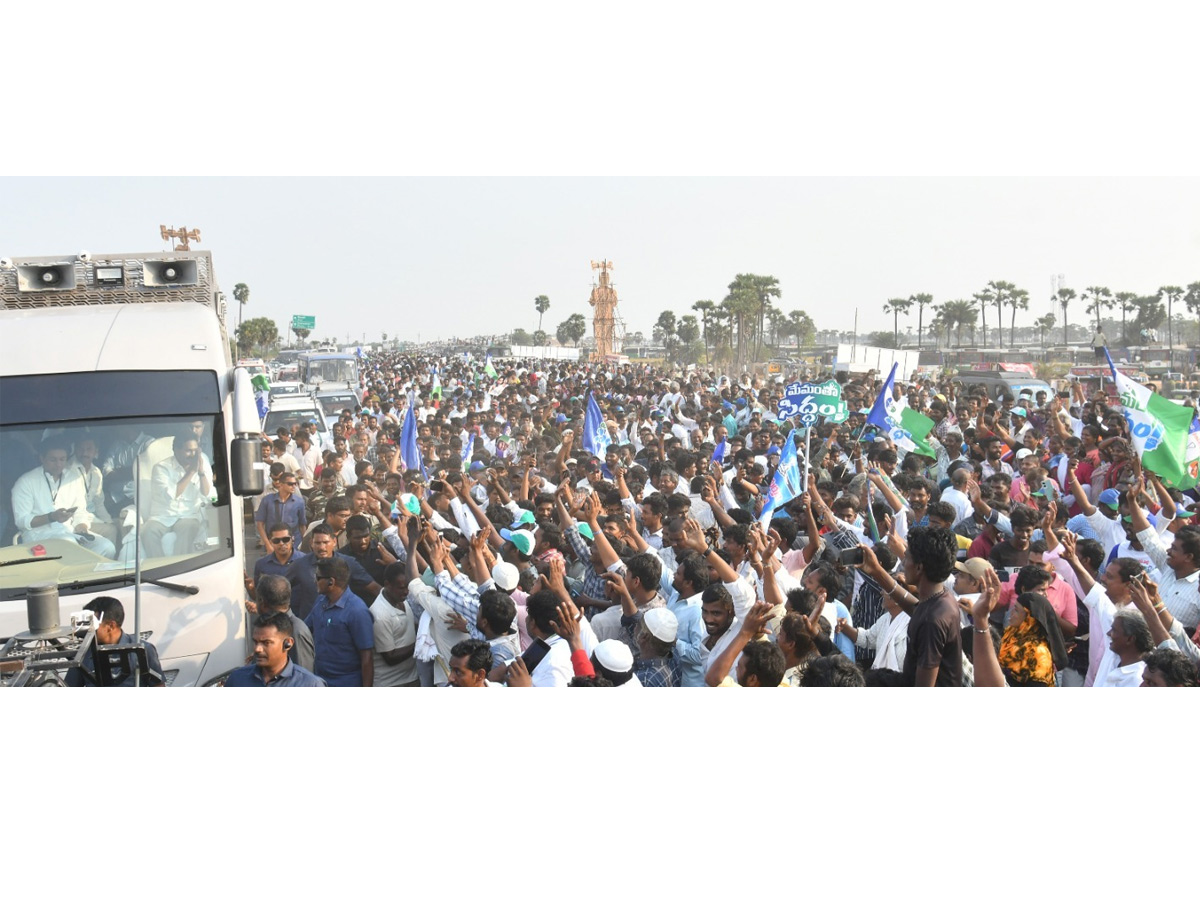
left=0, top=250, right=265, bottom=686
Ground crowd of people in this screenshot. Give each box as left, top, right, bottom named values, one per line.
left=231, top=351, right=1200, bottom=687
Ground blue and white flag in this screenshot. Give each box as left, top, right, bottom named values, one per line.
left=583, top=392, right=612, bottom=457
left=712, top=438, right=729, bottom=464
left=400, top=397, right=426, bottom=478
left=461, top=432, right=475, bottom=467
left=355, top=346, right=365, bottom=359
left=758, top=432, right=803, bottom=527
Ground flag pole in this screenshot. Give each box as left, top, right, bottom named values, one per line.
left=802, top=424, right=811, bottom=488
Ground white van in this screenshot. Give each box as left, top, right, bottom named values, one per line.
left=263, top=395, right=332, bottom=447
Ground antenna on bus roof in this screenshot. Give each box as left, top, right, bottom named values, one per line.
left=160, top=225, right=201, bottom=251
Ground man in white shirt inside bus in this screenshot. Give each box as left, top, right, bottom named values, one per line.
left=12, top=435, right=116, bottom=558
left=143, top=432, right=213, bottom=558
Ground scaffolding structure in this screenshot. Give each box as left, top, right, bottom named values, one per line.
left=589, top=259, right=624, bottom=358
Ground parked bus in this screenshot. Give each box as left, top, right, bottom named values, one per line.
left=0, top=250, right=264, bottom=686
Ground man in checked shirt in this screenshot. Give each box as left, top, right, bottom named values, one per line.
left=555, top=488, right=628, bottom=614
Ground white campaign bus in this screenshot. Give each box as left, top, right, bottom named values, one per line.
left=0, top=251, right=265, bottom=685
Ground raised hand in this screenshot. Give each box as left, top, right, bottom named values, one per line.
left=545, top=555, right=568, bottom=595
left=376, top=542, right=398, bottom=566
left=973, top=564, right=1002, bottom=625
left=470, top=530, right=489, bottom=554
left=763, top=528, right=782, bottom=561
left=858, top=544, right=887, bottom=582
left=601, top=570, right=632, bottom=604
left=581, top=491, right=602, bottom=524
left=1058, top=529, right=1077, bottom=562
left=680, top=517, right=710, bottom=555
left=505, top=656, right=532, bottom=687
left=739, top=600, right=774, bottom=638
left=799, top=594, right=827, bottom=639
left=548, top=597, right=585, bottom=650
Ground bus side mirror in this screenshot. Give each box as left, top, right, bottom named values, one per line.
left=230, top=437, right=265, bottom=496
left=230, top=366, right=265, bottom=496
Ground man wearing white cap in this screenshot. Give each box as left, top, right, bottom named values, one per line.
left=591, top=639, right=641, bottom=686
left=627, top=607, right=682, bottom=687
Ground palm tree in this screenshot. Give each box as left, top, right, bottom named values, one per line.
left=971, top=291, right=990, bottom=347
left=786, top=309, right=815, bottom=350
left=1132, top=295, right=1165, bottom=341
left=1034, top=312, right=1056, bottom=348
left=974, top=280, right=1017, bottom=348
left=1056, top=287, right=1077, bottom=345
left=692, top=299, right=715, bottom=363
left=750, top=275, right=781, bottom=359
left=939, top=299, right=976, bottom=347
left=1158, top=285, right=1184, bottom=354
left=1081, top=286, right=1114, bottom=335
left=1184, top=282, right=1200, bottom=343
left=882, top=297, right=913, bottom=347
left=1007, top=288, right=1029, bottom=349
left=1114, top=291, right=1138, bottom=345
left=928, top=306, right=947, bottom=349
left=233, top=282, right=250, bottom=337
left=534, top=295, right=551, bottom=333
left=723, top=276, right=762, bottom=368
left=909, top=292, right=934, bottom=350
left=765, top=307, right=785, bottom=349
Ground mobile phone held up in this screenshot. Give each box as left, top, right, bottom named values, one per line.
left=838, top=546, right=865, bottom=567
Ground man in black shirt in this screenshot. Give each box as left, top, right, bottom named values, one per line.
left=988, top=505, right=1039, bottom=570
left=343, top=514, right=390, bottom=585
left=901, top=526, right=963, bottom=687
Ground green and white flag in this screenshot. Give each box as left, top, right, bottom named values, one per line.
left=251, top=373, right=270, bottom=419
left=866, top=363, right=937, bottom=457
left=1107, top=349, right=1200, bottom=489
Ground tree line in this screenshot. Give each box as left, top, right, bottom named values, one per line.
left=881, top=280, right=1200, bottom=349
left=651, top=273, right=816, bottom=367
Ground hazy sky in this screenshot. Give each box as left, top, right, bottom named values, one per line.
left=2, top=177, right=1196, bottom=345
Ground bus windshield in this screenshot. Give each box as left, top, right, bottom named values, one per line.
left=302, top=356, right=358, bottom=386
left=0, top=374, right=235, bottom=601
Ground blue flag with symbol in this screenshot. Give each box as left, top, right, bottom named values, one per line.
left=400, top=396, right=426, bottom=478
left=712, top=438, right=729, bottom=464
left=583, top=392, right=612, bottom=457
left=758, top=432, right=803, bottom=527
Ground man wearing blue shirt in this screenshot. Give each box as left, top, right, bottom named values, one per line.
left=253, top=523, right=308, bottom=587
left=287, top=525, right=380, bottom=620
left=304, top=557, right=375, bottom=686
left=225, top=612, right=326, bottom=687
left=664, top=550, right=710, bottom=686
left=254, top=472, right=307, bottom=548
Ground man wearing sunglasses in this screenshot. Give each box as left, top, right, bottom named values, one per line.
left=254, top=471, right=307, bottom=549
left=251, top=523, right=307, bottom=591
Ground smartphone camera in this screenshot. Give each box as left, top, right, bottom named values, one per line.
left=839, top=547, right=865, bottom=566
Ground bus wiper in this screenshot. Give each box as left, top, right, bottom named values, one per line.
left=0, top=555, right=63, bottom=568
left=59, top=572, right=199, bottom=594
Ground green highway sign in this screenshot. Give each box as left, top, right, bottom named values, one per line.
left=291, top=315, right=315, bottom=330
